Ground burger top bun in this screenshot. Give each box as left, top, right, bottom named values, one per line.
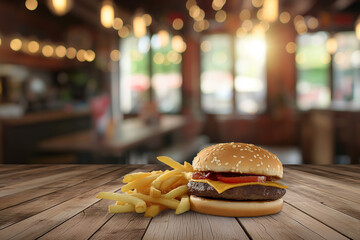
left=192, top=143, right=283, bottom=179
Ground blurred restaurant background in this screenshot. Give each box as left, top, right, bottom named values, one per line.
left=0, top=0, right=359, bottom=165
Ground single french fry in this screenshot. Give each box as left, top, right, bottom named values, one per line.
left=182, top=171, right=192, bottom=181
left=163, top=185, right=188, bottom=199
left=150, top=186, right=162, bottom=198
left=121, top=173, right=161, bottom=193
left=123, top=171, right=163, bottom=183
left=152, top=169, right=182, bottom=189
left=129, top=192, right=180, bottom=210
left=175, top=195, right=190, bottom=214
left=184, top=161, right=194, bottom=172
left=160, top=174, right=182, bottom=192
left=123, top=172, right=152, bottom=183
left=157, top=156, right=188, bottom=171
left=144, top=204, right=166, bottom=217
left=97, top=192, right=146, bottom=213
left=116, top=201, right=126, bottom=205
left=109, top=204, right=135, bottom=213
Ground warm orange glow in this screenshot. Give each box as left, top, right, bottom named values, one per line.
left=279, top=11, right=291, bottom=24
left=355, top=17, right=360, bottom=40
left=110, top=49, right=120, bottom=61
left=326, top=38, right=337, bottom=54
left=66, top=47, right=77, bottom=59
left=10, top=38, right=22, bottom=51
left=252, top=0, right=263, bottom=8
left=133, top=15, right=146, bottom=38
left=55, top=45, right=66, bottom=57
left=200, top=40, right=211, bottom=52
left=143, top=14, right=152, bottom=26
left=76, top=49, right=86, bottom=62
left=25, top=0, right=38, bottom=11
left=28, top=41, right=39, bottom=53
left=118, top=26, right=130, bottom=38
left=239, top=9, right=251, bottom=21
left=158, top=30, right=169, bottom=47
left=212, top=0, right=226, bottom=10
left=42, top=45, right=54, bottom=57
left=307, top=17, right=319, bottom=29
left=186, top=0, right=196, bottom=10
left=189, top=5, right=200, bottom=19
left=286, top=42, right=297, bottom=54
left=171, top=35, right=185, bottom=52
left=263, top=0, right=278, bottom=22
left=101, top=0, right=114, bottom=28
left=172, top=18, right=184, bottom=30
left=48, top=0, right=73, bottom=16
left=215, top=10, right=227, bottom=23
left=85, top=50, right=96, bottom=62
left=242, top=19, right=253, bottom=31
left=236, top=27, right=247, bottom=37
left=112, top=18, right=123, bottom=30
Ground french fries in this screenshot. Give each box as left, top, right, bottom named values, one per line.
left=96, top=156, right=194, bottom=217
left=109, top=204, right=135, bottom=213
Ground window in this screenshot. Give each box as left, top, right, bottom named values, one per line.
left=200, top=34, right=233, bottom=114
left=235, top=34, right=267, bottom=114
left=151, top=34, right=182, bottom=113
left=200, top=33, right=267, bottom=115
left=332, top=32, right=360, bottom=103
left=120, top=35, right=151, bottom=113
left=296, top=32, right=331, bottom=110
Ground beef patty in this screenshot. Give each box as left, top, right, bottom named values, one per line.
left=188, top=181, right=286, bottom=201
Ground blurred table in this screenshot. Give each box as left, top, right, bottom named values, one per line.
left=38, top=115, right=187, bottom=158
left=0, top=164, right=359, bottom=239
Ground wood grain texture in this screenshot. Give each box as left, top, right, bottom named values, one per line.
left=143, top=211, right=249, bottom=240
left=0, top=164, right=358, bottom=240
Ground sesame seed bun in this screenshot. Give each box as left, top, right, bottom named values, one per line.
left=190, top=195, right=283, bottom=217
left=192, top=143, right=283, bottom=179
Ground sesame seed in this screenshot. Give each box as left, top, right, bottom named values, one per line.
left=257, top=164, right=260, bottom=167
left=249, top=159, right=253, bottom=162
left=240, top=156, right=245, bottom=158
left=232, top=145, right=236, bottom=148
left=261, top=161, right=263, bottom=165
left=213, top=153, right=216, bottom=155
left=266, top=168, right=269, bottom=171
left=267, top=164, right=270, bottom=168
left=225, top=162, right=229, bottom=165
left=233, top=155, right=237, bottom=158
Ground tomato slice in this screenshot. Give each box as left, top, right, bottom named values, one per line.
left=216, top=175, right=266, bottom=183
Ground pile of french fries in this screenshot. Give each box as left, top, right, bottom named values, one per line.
left=96, top=156, right=193, bottom=217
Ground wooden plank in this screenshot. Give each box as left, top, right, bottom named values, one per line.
left=284, top=168, right=360, bottom=204
left=37, top=165, right=161, bottom=240
left=142, top=211, right=249, bottom=240
left=238, top=203, right=348, bottom=240
left=0, top=165, right=103, bottom=197
left=0, top=165, right=138, bottom=230
left=287, top=165, right=360, bottom=184
left=0, top=165, right=118, bottom=210
left=285, top=190, right=360, bottom=239
left=0, top=165, right=84, bottom=188
left=0, top=164, right=47, bottom=174
left=303, top=165, right=360, bottom=178
left=0, top=165, right=154, bottom=240
left=281, top=175, right=360, bottom=219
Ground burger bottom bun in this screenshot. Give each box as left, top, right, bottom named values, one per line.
left=190, top=195, right=283, bottom=217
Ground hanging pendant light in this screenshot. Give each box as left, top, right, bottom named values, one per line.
left=101, top=0, right=115, bottom=28
left=263, top=0, right=278, bottom=22
left=133, top=14, right=147, bottom=38
left=47, top=0, right=73, bottom=16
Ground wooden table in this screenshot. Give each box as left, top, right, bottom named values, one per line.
left=0, top=164, right=359, bottom=239
left=38, top=115, right=187, bottom=154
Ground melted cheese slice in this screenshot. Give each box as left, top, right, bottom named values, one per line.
left=191, top=179, right=288, bottom=194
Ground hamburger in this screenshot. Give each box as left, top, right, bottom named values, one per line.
left=188, top=142, right=288, bottom=217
